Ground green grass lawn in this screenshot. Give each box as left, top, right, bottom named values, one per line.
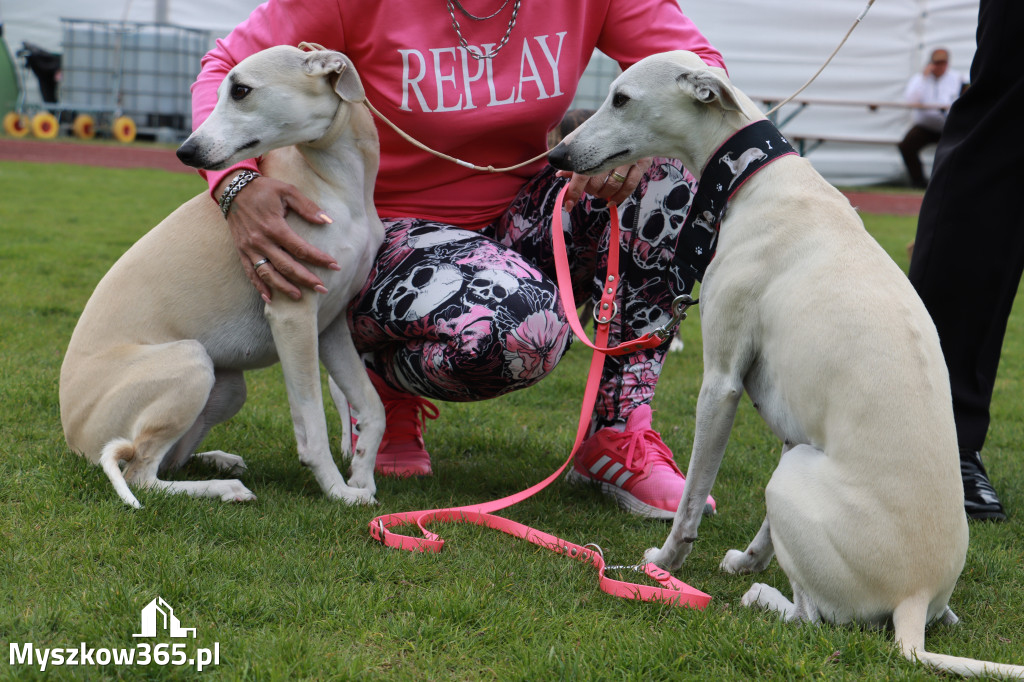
left=1, top=160, right=1022, bottom=680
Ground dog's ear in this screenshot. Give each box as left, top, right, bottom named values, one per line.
left=302, top=50, right=365, bottom=103
left=676, top=68, right=741, bottom=113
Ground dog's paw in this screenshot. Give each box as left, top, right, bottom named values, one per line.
left=740, top=583, right=768, bottom=608
left=346, top=467, right=377, bottom=494
left=219, top=480, right=257, bottom=503
left=720, top=549, right=750, bottom=574
left=332, top=485, right=377, bottom=506
left=347, top=477, right=377, bottom=496
left=644, top=546, right=679, bottom=571
left=643, top=546, right=664, bottom=566
left=196, top=450, right=248, bottom=476
left=740, top=582, right=785, bottom=610
left=346, top=488, right=378, bottom=506
left=645, top=541, right=692, bottom=571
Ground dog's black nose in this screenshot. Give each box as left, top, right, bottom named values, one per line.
left=547, top=142, right=572, bottom=172
left=175, top=139, right=200, bottom=168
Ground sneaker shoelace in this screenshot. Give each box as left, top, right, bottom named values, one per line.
left=383, top=394, right=440, bottom=442
left=606, top=427, right=683, bottom=476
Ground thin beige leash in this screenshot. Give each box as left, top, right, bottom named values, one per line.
left=363, top=98, right=550, bottom=173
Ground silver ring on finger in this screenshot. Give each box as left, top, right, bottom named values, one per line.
left=253, top=258, right=270, bottom=270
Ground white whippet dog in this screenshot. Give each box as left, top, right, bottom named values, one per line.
left=60, top=46, right=384, bottom=509
left=548, top=51, right=1023, bottom=678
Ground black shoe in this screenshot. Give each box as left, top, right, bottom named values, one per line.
left=960, top=449, right=1007, bottom=522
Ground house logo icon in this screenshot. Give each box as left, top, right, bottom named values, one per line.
left=133, top=597, right=197, bottom=638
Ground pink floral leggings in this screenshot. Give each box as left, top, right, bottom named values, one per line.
left=348, top=159, right=709, bottom=427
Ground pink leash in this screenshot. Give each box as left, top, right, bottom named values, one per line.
left=368, top=185, right=710, bottom=609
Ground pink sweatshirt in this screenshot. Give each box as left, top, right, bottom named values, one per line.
left=192, top=0, right=724, bottom=230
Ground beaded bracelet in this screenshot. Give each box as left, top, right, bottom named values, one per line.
left=218, top=170, right=261, bottom=219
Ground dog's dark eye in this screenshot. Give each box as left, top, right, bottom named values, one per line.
left=612, top=92, right=630, bottom=108
left=230, top=84, right=252, bottom=101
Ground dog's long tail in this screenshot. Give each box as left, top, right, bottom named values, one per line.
left=894, top=594, right=1024, bottom=678
left=99, top=438, right=143, bottom=509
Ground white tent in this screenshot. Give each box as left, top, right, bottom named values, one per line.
left=2, top=0, right=980, bottom=185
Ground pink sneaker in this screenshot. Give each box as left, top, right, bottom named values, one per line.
left=359, top=371, right=439, bottom=478
left=567, top=404, right=716, bottom=519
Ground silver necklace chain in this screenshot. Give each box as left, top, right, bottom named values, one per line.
left=451, top=0, right=511, bottom=20
left=446, top=0, right=521, bottom=60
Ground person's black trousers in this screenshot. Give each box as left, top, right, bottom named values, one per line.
left=898, top=125, right=940, bottom=188
left=908, top=0, right=1024, bottom=451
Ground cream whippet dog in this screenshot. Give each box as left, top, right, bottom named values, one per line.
left=60, top=46, right=384, bottom=509
left=549, top=51, right=1023, bottom=678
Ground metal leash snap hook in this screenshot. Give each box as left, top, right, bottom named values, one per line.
left=653, top=294, right=698, bottom=340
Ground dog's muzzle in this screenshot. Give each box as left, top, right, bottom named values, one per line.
left=547, top=142, right=573, bottom=172
left=175, top=138, right=204, bottom=168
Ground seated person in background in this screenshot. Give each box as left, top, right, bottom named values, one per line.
left=897, top=48, right=965, bottom=189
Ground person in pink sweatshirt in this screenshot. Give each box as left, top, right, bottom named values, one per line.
left=191, top=0, right=725, bottom=519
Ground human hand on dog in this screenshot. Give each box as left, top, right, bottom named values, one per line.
left=555, top=158, right=652, bottom=212
left=219, top=174, right=340, bottom=302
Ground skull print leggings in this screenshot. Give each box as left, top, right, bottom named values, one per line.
left=348, top=159, right=712, bottom=428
